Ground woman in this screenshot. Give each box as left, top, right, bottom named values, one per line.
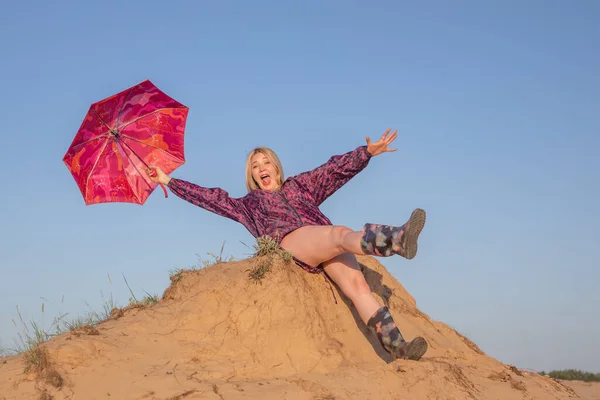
left=147, top=129, right=428, bottom=361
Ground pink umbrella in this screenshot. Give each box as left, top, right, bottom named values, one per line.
left=63, top=80, right=188, bottom=205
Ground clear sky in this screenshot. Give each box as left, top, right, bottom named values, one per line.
left=0, top=0, right=598, bottom=372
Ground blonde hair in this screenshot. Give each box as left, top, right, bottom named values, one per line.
left=245, top=147, right=285, bottom=192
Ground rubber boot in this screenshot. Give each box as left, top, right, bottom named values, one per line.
left=360, top=208, right=426, bottom=259
left=367, top=306, right=428, bottom=361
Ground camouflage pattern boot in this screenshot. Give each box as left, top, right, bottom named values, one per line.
left=360, top=208, right=426, bottom=259
left=367, top=306, right=428, bottom=361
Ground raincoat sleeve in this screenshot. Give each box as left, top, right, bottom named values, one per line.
left=295, top=145, right=372, bottom=205
left=167, top=178, right=257, bottom=235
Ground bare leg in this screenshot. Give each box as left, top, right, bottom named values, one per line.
left=281, top=225, right=364, bottom=267
left=280, top=210, right=428, bottom=361
left=319, top=252, right=429, bottom=361
left=322, top=252, right=382, bottom=324
left=280, top=209, right=425, bottom=268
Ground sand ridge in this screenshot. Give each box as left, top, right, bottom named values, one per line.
left=0, top=255, right=585, bottom=399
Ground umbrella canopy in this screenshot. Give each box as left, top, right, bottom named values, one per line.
left=63, top=80, right=188, bottom=205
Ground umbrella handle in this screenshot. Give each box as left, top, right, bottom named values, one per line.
left=160, top=183, right=168, bottom=198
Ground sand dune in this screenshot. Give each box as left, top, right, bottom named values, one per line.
left=0, top=254, right=588, bottom=399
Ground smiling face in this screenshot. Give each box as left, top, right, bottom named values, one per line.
left=250, top=152, right=281, bottom=191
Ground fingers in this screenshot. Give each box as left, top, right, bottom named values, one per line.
left=387, top=130, right=398, bottom=143
left=370, top=129, right=400, bottom=154
left=146, top=166, right=158, bottom=178
left=381, top=128, right=398, bottom=142
left=380, top=128, right=391, bottom=140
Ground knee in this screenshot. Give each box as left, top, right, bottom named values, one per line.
left=331, top=253, right=371, bottom=297
left=330, top=226, right=352, bottom=250
left=342, top=273, right=372, bottom=303
left=351, top=275, right=372, bottom=296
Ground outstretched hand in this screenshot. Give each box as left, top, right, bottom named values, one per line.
left=146, top=166, right=171, bottom=185
left=366, top=128, right=398, bottom=156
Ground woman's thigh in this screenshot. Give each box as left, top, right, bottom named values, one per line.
left=280, top=225, right=350, bottom=267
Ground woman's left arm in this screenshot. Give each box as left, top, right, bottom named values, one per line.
left=295, top=129, right=398, bottom=205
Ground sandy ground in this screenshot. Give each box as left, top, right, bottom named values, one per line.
left=0, top=255, right=588, bottom=399
left=561, top=381, right=600, bottom=400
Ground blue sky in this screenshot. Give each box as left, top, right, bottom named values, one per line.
left=0, top=0, right=598, bottom=372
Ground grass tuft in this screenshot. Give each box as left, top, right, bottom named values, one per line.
left=248, top=259, right=272, bottom=283
left=4, top=241, right=238, bottom=360
left=22, top=344, right=63, bottom=389
left=128, top=293, right=159, bottom=307
left=122, top=273, right=160, bottom=308
left=97, top=291, right=117, bottom=322
left=169, top=242, right=236, bottom=284
left=169, top=268, right=185, bottom=283
left=247, top=235, right=292, bottom=283
left=4, top=278, right=121, bottom=358
left=10, top=309, right=51, bottom=356
left=201, top=242, right=236, bottom=268
left=23, top=344, right=49, bottom=374
left=252, top=235, right=292, bottom=260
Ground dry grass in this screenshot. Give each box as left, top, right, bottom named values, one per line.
left=168, top=242, right=237, bottom=286
left=122, top=273, right=160, bottom=308
left=3, top=240, right=244, bottom=372
left=169, top=241, right=237, bottom=282
left=248, top=259, right=272, bottom=283
left=252, top=235, right=292, bottom=260
left=23, top=345, right=49, bottom=374
left=2, top=271, right=123, bottom=359
left=3, top=243, right=239, bottom=359
left=23, top=344, right=63, bottom=389
left=247, top=235, right=292, bottom=283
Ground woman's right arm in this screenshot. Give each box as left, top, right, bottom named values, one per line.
left=147, top=167, right=251, bottom=225
left=167, top=178, right=250, bottom=223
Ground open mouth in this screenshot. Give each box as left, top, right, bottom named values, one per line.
left=260, top=174, right=272, bottom=186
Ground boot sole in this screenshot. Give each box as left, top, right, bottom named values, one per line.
left=402, top=208, right=426, bottom=259
left=405, top=336, right=428, bottom=360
